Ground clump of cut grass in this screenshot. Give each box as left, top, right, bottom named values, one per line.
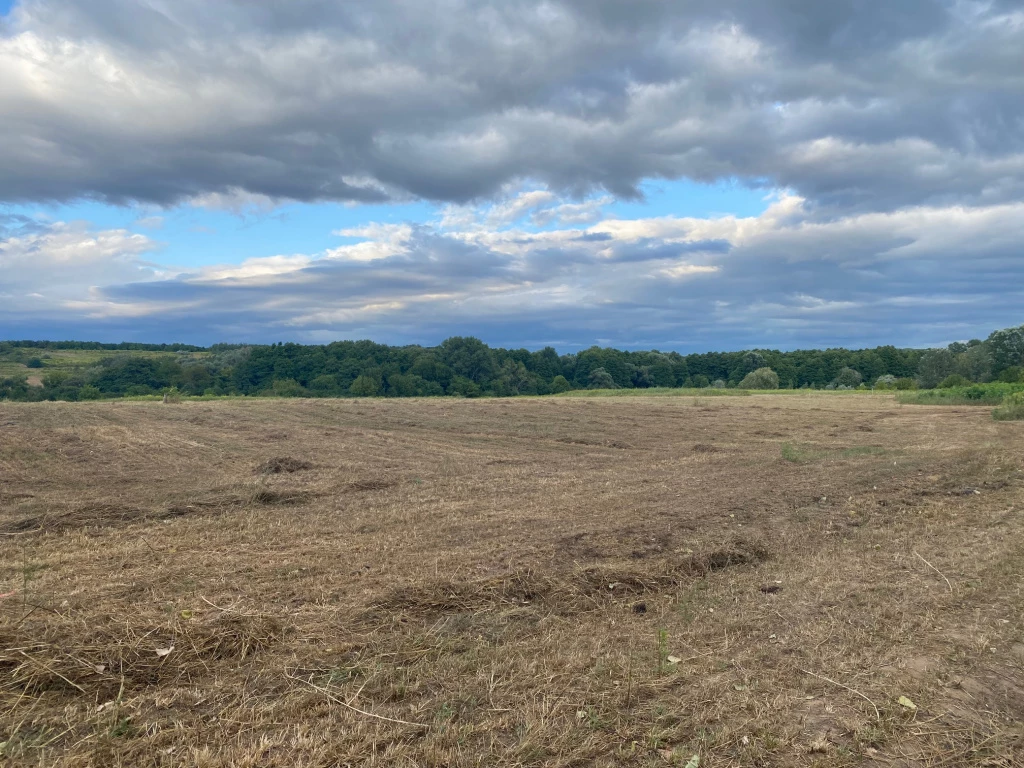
left=992, top=391, right=1024, bottom=421
left=256, top=456, right=313, bottom=474
left=362, top=538, right=770, bottom=623
left=1, top=610, right=286, bottom=704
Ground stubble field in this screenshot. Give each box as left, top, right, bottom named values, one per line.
left=1, top=393, right=1022, bottom=766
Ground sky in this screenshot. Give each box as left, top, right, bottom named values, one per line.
left=1, top=1, right=1022, bottom=352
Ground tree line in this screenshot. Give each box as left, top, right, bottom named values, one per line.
left=1, top=323, right=1022, bottom=402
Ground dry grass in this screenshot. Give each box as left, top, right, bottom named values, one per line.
left=1, top=393, right=1023, bottom=766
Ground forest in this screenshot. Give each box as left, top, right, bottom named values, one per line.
left=1, top=323, right=1022, bottom=402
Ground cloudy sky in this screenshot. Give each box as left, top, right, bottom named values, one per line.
left=1, top=0, right=1022, bottom=351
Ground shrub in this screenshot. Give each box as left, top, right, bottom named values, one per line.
left=271, top=378, right=307, bottom=398
left=738, top=367, right=780, bottom=390
left=448, top=376, right=482, bottom=398
left=78, top=385, right=103, bottom=400
left=308, top=374, right=343, bottom=395
left=997, top=365, right=1023, bottom=384
left=550, top=375, right=573, bottom=394
left=874, top=374, right=897, bottom=390
left=161, top=386, right=183, bottom=403
left=348, top=374, right=382, bottom=397
left=894, top=378, right=918, bottom=390
left=831, top=367, right=863, bottom=388
left=993, top=391, right=1024, bottom=421
left=938, top=374, right=971, bottom=388
left=690, top=374, right=710, bottom=389
left=711, top=379, right=726, bottom=389
left=587, top=367, right=618, bottom=390
left=25, top=358, right=43, bottom=368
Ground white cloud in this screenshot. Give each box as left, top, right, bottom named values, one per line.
left=6, top=192, right=1019, bottom=349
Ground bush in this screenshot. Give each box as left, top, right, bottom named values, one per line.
left=711, top=379, right=726, bottom=389
left=894, top=378, right=918, bottom=390
left=831, top=367, right=863, bottom=388
left=448, top=376, right=482, bottom=398
left=690, top=374, right=710, bottom=389
left=161, top=386, right=183, bottom=403
left=25, top=358, right=43, bottom=368
left=271, top=378, right=307, bottom=398
left=997, top=365, right=1023, bottom=384
left=348, top=374, right=382, bottom=397
left=739, top=367, right=780, bottom=390
left=874, top=374, right=897, bottom=390
left=993, top=391, right=1024, bottom=421
left=938, top=374, right=971, bottom=388
left=78, top=385, right=103, bottom=400
left=587, top=367, right=618, bottom=390
left=550, top=375, right=573, bottom=394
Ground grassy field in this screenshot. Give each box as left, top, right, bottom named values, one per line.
left=897, top=383, right=1024, bottom=407
left=1, top=393, right=1022, bottom=766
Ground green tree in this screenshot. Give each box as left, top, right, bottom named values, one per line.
left=954, top=343, right=993, bottom=383
left=440, top=337, right=495, bottom=384
left=938, top=374, right=970, bottom=388
left=271, top=378, right=306, bottom=397
left=831, top=367, right=863, bottom=388
left=916, top=349, right=956, bottom=389
left=587, top=367, right=617, bottom=389
left=550, top=375, right=572, bottom=393
left=448, top=376, right=482, bottom=397
left=739, top=367, right=780, bottom=389
left=987, top=325, right=1024, bottom=375
left=349, top=374, right=382, bottom=397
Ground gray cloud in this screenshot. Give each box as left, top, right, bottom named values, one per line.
left=1, top=0, right=1022, bottom=210
left=4, top=195, right=1021, bottom=350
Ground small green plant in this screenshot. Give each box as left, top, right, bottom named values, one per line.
left=162, top=386, right=183, bottom=403
left=781, top=442, right=886, bottom=463
left=109, top=716, right=135, bottom=739
left=993, top=391, right=1024, bottom=421
left=656, top=628, right=670, bottom=675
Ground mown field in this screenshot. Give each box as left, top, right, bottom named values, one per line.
left=1, top=393, right=1022, bottom=766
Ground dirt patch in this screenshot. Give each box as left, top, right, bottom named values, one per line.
left=256, top=456, right=313, bottom=474
left=692, top=443, right=723, bottom=453
left=557, top=526, right=674, bottom=560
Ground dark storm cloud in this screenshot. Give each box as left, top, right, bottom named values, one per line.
left=2, top=0, right=1022, bottom=210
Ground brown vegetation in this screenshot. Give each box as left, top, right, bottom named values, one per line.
left=1, top=394, right=1022, bottom=766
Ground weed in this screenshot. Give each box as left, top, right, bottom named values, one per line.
left=656, top=627, right=670, bottom=675
left=992, top=391, right=1024, bottom=421
left=781, top=442, right=887, bottom=463
left=899, top=382, right=1024, bottom=406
